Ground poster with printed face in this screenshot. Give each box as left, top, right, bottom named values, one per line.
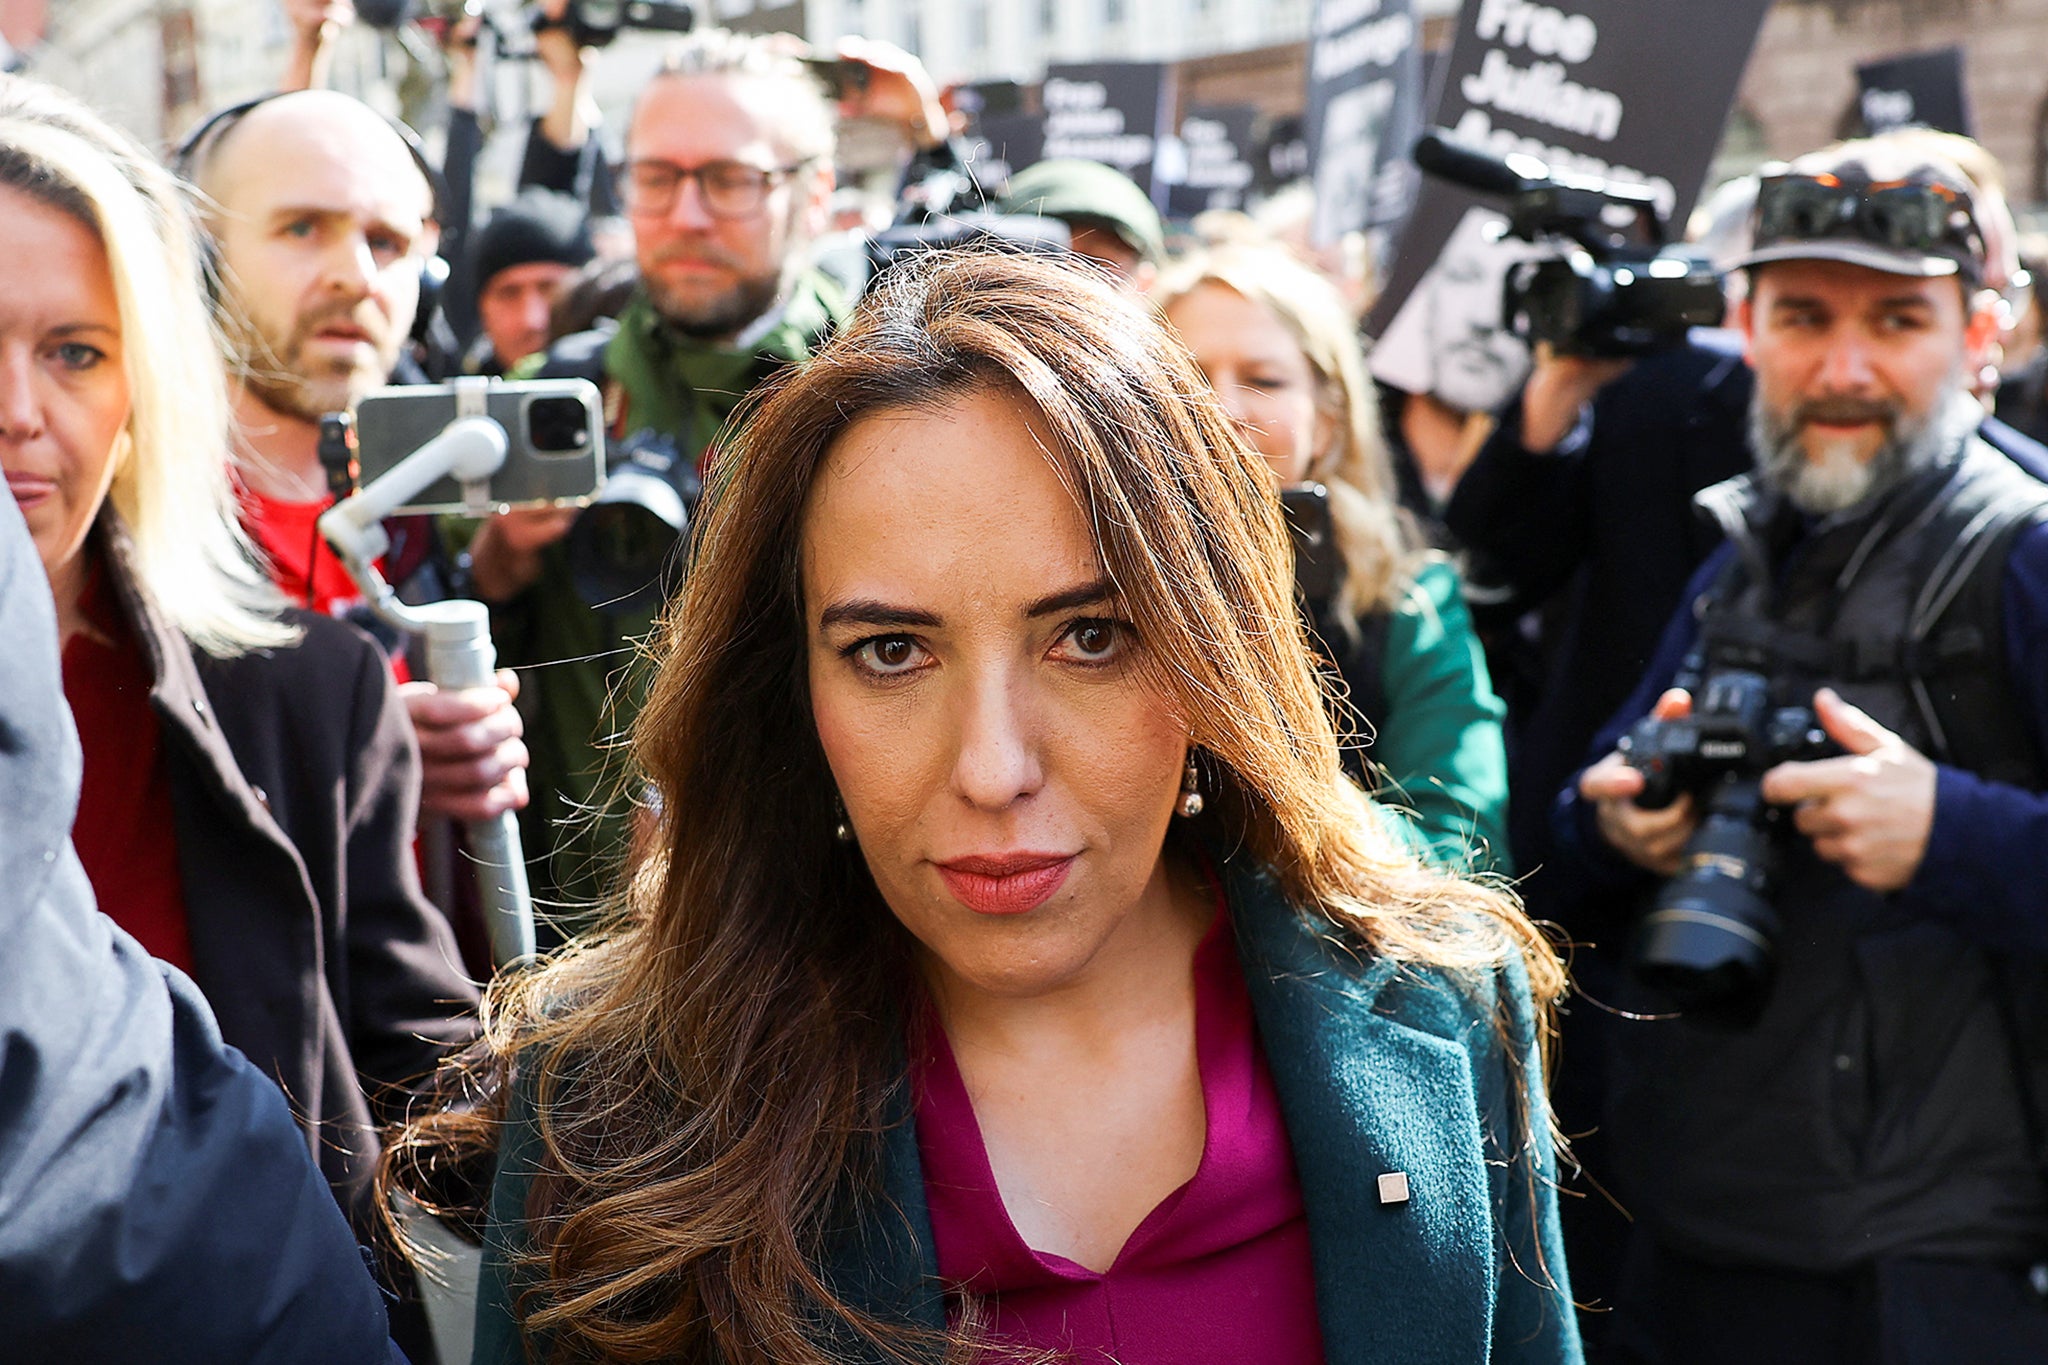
left=1366, top=0, right=1772, bottom=409
left=1856, top=48, right=1972, bottom=138
left=1304, top=0, right=1424, bottom=246
left=1369, top=206, right=1550, bottom=415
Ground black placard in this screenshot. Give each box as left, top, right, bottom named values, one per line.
left=1367, top=0, right=1772, bottom=403
left=1856, top=47, right=1972, bottom=137
left=1041, top=61, right=1172, bottom=204
left=1303, top=0, right=1425, bottom=245
left=1164, top=105, right=1260, bottom=219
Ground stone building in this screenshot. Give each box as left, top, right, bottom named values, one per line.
left=1731, top=0, right=2048, bottom=211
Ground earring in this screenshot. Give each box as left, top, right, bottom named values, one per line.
left=1177, top=755, right=1205, bottom=819
left=833, top=795, right=855, bottom=844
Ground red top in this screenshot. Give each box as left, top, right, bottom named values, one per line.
left=241, top=489, right=408, bottom=682
left=912, top=904, right=1326, bottom=1364
left=61, top=564, right=195, bottom=973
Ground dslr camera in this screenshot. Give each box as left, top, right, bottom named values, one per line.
left=1413, top=131, right=1724, bottom=357
left=1617, top=670, right=1836, bottom=1021
left=564, top=428, right=698, bottom=615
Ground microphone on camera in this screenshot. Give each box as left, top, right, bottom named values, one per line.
left=1411, top=132, right=1550, bottom=198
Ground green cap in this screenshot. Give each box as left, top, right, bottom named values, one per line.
left=998, top=158, right=1166, bottom=263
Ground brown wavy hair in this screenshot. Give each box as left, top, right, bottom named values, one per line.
left=382, top=249, right=1566, bottom=1363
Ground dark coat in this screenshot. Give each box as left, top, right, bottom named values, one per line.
left=1446, top=333, right=2048, bottom=914
left=0, top=492, right=403, bottom=1363
left=99, top=519, right=480, bottom=1225
left=1445, top=332, right=1754, bottom=901
left=474, top=854, right=1582, bottom=1365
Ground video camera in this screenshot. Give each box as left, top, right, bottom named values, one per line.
left=1617, top=670, right=1838, bottom=1023
left=529, top=0, right=693, bottom=50
left=394, top=0, right=692, bottom=52
left=1412, top=131, right=1725, bottom=357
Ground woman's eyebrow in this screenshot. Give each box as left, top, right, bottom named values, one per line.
left=1026, top=579, right=1115, bottom=619
left=817, top=600, right=943, bottom=631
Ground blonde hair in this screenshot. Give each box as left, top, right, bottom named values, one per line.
left=1157, top=243, right=1429, bottom=620
left=0, top=75, right=289, bottom=656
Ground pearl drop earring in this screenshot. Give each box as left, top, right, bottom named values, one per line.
left=1177, top=756, right=1205, bottom=818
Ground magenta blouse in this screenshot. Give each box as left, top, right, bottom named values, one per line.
left=911, top=907, right=1327, bottom=1364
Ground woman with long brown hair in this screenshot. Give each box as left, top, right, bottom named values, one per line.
left=390, top=250, right=1579, bottom=1364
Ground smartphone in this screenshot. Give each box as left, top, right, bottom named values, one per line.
left=1280, top=483, right=1342, bottom=602
left=353, top=379, right=606, bottom=515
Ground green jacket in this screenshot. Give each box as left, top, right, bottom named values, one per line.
left=1374, top=559, right=1512, bottom=874
left=472, top=276, right=847, bottom=922
left=473, top=851, right=1583, bottom=1364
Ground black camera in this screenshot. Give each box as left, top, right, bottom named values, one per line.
left=1413, top=131, right=1725, bottom=357
left=564, top=428, right=698, bottom=615
left=529, top=0, right=694, bottom=48
left=1617, top=670, right=1836, bottom=1020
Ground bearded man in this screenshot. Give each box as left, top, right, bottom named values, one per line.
left=456, top=29, right=944, bottom=921
left=1561, top=140, right=2048, bottom=1364
left=187, top=90, right=529, bottom=831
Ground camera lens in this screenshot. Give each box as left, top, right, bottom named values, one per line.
left=526, top=395, right=592, bottom=455
left=1634, top=783, right=1782, bottom=1024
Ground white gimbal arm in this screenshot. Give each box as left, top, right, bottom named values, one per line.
left=317, top=407, right=535, bottom=969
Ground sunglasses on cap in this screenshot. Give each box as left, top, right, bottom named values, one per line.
left=1751, top=171, right=1986, bottom=280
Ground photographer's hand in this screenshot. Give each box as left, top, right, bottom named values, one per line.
left=1761, top=688, right=1937, bottom=893
left=534, top=0, right=595, bottom=153
left=833, top=36, right=950, bottom=151
left=1520, top=344, right=1633, bottom=453
left=1580, top=688, right=1698, bottom=875
left=468, top=507, right=578, bottom=602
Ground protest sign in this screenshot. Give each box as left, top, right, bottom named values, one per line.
left=1367, top=0, right=1772, bottom=405
left=1856, top=47, right=1971, bottom=137
left=1304, top=0, right=1425, bottom=245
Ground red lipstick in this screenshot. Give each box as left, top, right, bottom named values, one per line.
left=935, top=853, right=1075, bottom=916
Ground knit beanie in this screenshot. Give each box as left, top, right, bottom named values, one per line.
left=472, top=188, right=596, bottom=291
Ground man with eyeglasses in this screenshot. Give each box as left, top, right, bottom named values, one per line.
left=1550, top=139, right=2048, bottom=1363
left=459, top=28, right=944, bottom=919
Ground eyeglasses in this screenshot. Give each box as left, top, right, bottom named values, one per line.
left=614, top=158, right=811, bottom=219
left=1752, top=171, right=1986, bottom=276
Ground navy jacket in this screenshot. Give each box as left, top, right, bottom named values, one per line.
left=474, top=854, right=1583, bottom=1364
left=0, top=488, right=404, bottom=1363
left=1446, top=332, right=1753, bottom=909
left=1450, top=333, right=2048, bottom=925
left=1555, top=513, right=2048, bottom=956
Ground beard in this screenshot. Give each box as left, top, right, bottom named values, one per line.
left=1749, top=379, right=1978, bottom=517
left=640, top=245, right=792, bottom=341
left=225, top=297, right=399, bottom=424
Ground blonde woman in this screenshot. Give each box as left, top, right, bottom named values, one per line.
left=0, top=75, right=475, bottom=1336
left=1158, top=243, right=1511, bottom=872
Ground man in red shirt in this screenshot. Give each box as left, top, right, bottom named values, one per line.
left=187, top=89, right=527, bottom=826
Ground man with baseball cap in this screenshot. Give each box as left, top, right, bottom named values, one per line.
left=997, top=157, right=1165, bottom=289
left=1556, top=139, right=2048, bottom=1362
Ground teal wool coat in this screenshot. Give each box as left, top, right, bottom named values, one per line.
left=475, top=854, right=1583, bottom=1365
